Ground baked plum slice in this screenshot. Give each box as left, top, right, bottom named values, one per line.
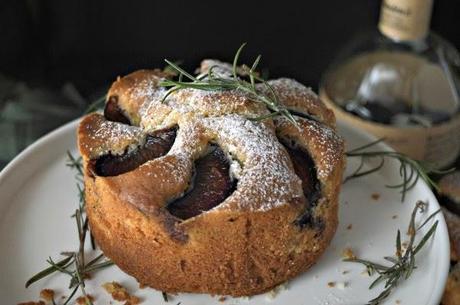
left=93, top=127, right=177, bottom=177
left=167, top=145, right=236, bottom=220
left=104, top=96, right=131, bottom=125
left=282, top=142, right=322, bottom=229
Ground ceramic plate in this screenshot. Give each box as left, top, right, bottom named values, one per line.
left=0, top=119, right=449, bottom=305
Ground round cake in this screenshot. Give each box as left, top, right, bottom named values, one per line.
left=77, top=59, right=345, bottom=296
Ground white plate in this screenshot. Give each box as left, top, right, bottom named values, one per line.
left=0, top=119, right=449, bottom=305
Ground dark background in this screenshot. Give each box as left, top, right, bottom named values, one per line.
left=1, top=0, right=459, bottom=97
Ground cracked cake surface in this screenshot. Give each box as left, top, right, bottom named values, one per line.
left=77, top=60, right=345, bottom=296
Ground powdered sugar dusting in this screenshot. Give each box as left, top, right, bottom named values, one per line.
left=276, top=116, right=344, bottom=180
left=202, top=115, right=303, bottom=211
left=81, top=60, right=344, bottom=213
left=92, top=120, right=142, bottom=142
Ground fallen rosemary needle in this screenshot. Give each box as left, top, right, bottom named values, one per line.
left=345, top=138, right=453, bottom=201
left=344, top=200, right=440, bottom=305
left=159, top=43, right=297, bottom=125
left=25, top=152, right=113, bottom=305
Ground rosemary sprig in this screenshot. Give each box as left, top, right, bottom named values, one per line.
left=25, top=152, right=113, bottom=305
left=344, top=200, right=440, bottom=305
left=84, top=95, right=107, bottom=114
left=159, top=43, right=297, bottom=125
left=345, top=139, right=454, bottom=201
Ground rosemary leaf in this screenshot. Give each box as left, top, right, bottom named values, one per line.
left=345, top=140, right=454, bottom=201
left=25, top=152, right=113, bottom=304
left=84, top=95, right=107, bottom=114
left=25, top=255, right=73, bottom=288
left=159, top=43, right=298, bottom=125
left=344, top=201, right=439, bottom=305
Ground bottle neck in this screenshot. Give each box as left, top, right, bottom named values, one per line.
left=378, top=0, right=433, bottom=43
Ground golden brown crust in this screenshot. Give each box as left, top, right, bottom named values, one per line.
left=442, top=264, right=460, bottom=305
left=79, top=61, right=345, bottom=296
left=439, top=171, right=460, bottom=203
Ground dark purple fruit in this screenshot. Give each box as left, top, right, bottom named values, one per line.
left=93, top=127, right=177, bottom=177
left=282, top=142, right=322, bottom=229
left=104, top=96, right=131, bottom=125
left=167, top=145, right=236, bottom=220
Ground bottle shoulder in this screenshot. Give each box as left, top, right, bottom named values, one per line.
left=321, top=31, right=460, bottom=125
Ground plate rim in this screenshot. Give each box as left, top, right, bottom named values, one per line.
left=0, top=118, right=451, bottom=304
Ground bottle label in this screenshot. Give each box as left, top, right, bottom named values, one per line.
left=320, top=89, right=460, bottom=169
left=379, top=0, right=433, bottom=41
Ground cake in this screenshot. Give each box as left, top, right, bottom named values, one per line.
left=77, top=59, right=345, bottom=296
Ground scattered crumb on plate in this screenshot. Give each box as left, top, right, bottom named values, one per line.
left=39, top=289, right=55, bottom=302
left=342, top=247, right=356, bottom=260
left=76, top=295, right=94, bottom=305
left=102, top=281, right=141, bottom=305
left=218, top=296, right=227, bottom=302
left=371, top=193, right=380, bottom=200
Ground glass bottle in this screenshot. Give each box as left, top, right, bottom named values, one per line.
left=320, top=0, right=460, bottom=168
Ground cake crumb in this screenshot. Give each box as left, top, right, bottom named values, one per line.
left=327, top=281, right=336, bottom=288
left=396, top=300, right=401, bottom=304
left=39, top=289, right=55, bottom=302
left=346, top=224, right=353, bottom=230
left=342, top=247, right=356, bottom=260
left=76, top=295, right=94, bottom=305
left=371, top=193, right=380, bottom=200
left=342, top=270, right=349, bottom=275
left=102, top=281, right=141, bottom=305
left=124, top=295, right=141, bottom=305
left=17, top=302, right=45, bottom=305
left=266, top=282, right=287, bottom=299
left=218, top=296, right=227, bottom=302
left=392, top=215, right=398, bottom=219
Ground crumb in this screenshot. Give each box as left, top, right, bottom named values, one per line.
left=76, top=295, right=94, bottom=305
left=346, top=224, right=353, bottom=230
left=266, top=283, right=287, bottom=299
left=343, top=201, right=349, bottom=205
left=17, top=302, right=45, bottom=305
left=336, top=282, right=348, bottom=290
left=342, top=270, right=349, bottom=275
left=124, top=295, right=141, bottom=305
left=39, top=289, right=55, bottom=302
left=102, top=282, right=142, bottom=305
left=371, top=193, right=380, bottom=200
left=102, top=282, right=131, bottom=301
left=392, top=215, right=398, bottom=219
left=342, top=247, right=356, bottom=260
left=139, top=283, right=147, bottom=289
left=395, top=300, right=401, bottom=304
left=327, top=281, right=336, bottom=288
left=218, top=296, right=227, bottom=302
